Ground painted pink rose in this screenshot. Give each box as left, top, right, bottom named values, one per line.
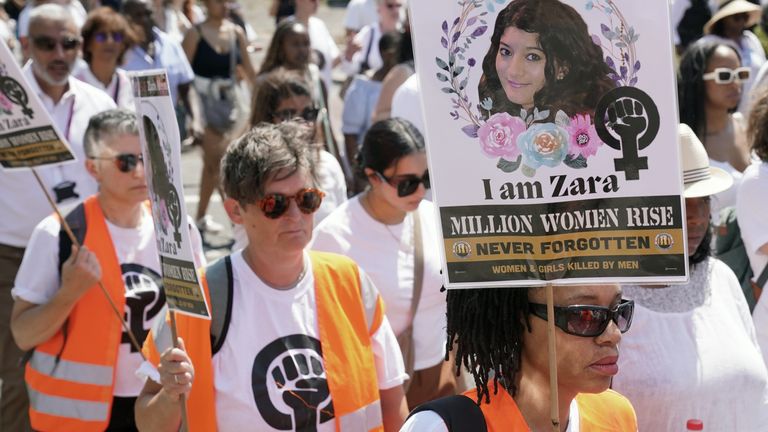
left=0, top=93, right=12, bottom=113
left=478, top=112, right=526, bottom=159
left=567, top=114, right=602, bottom=158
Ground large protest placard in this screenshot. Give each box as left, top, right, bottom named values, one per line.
left=130, top=70, right=210, bottom=319
left=0, top=39, right=75, bottom=169
left=410, top=0, right=686, bottom=288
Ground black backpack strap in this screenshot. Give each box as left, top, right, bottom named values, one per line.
left=57, top=202, right=88, bottom=276
left=359, top=26, right=376, bottom=73
left=757, top=262, right=768, bottom=289
left=407, top=395, right=487, bottom=432
left=207, top=256, right=233, bottom=356
left=36, top=203, right=88, bottom=369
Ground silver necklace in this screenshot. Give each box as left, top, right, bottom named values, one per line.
left=364, top=191, right=405, bottom=245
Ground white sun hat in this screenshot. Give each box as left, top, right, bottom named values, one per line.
left=679, top=123, right=734, bottom=198
left=704, top=0, right=762, bottom=34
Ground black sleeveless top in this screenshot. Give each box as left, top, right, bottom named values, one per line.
left=192, top=32, right=242, bottom=79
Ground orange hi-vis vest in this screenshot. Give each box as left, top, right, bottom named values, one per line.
left=144, top=251, right=387, bottom=432
left=464, top=387, right=637, bottom=431
left=26, top=196, right=127, bottom=432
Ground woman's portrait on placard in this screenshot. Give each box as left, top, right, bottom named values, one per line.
left=435, top=0, right=640, bottom=175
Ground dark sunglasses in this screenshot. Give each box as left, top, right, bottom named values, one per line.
left=93, top=31, right=125, bottom=43
left=385, top=2, right=402, bottom=9
left=529, top=299, right=634, bottom=337
left=90, top=153, right=144, bottom=173
left=273, top=107, right=320, bottom=123
left=32, top=36, right=81, bottom=52
left=257, top=188, right=325, bottom=219
left=376, top=170, right=430, bottom=197
left=703, top=67, right=751, bottom=84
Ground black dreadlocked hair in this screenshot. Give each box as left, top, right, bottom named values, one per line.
left=446, top=287, right=532, bottom=405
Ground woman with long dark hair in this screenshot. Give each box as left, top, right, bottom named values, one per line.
left=477, top=0, right=615, bottom=119
left=678, top=39, right=751, bottom=221
left=313, top=118, right=456, bottom=409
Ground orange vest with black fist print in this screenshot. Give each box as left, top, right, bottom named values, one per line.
left=144, top=251, right=387, bottom=432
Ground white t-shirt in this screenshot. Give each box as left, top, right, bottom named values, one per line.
left=737, top=161, right=768, bottom=280
left=311, top=198, right=446, bottom=370
left=343, top=0, right=377, bottom=32
left=314, top=150, right=347, bottom=223
left=401, top=398, right=581, bottom=432
left=230, top=150, right=346, bottom=252
left=341, top=22, right=383, bottom=77
left=212, top=250, right=406, bottom=431
left=12, top=207, right=206, bottom=396
left=307, top=16, right=340, bottom=94
left=737, top=161, right=768, bottom=367
left=391, top=73, right=425, bottom=137
left=0, top=66, right=116, bottom=248
left=72, top=63, right=135, bottom=110
left=612, top=258, right=768, bottom=431
left=755, top=286, right=768, bottom=370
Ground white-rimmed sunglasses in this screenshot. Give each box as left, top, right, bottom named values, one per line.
left=703, top=67, right=751, bottom=84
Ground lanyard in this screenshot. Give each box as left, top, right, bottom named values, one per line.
left=63, top=96, right=75, bottom=142
left=112, top=76, right=120, bottom=103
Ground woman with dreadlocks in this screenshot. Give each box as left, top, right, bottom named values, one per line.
left=400, top=283, right=638, bottom=431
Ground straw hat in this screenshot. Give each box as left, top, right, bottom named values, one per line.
left=704, top=0, right=761, bottom=34
left=679, top=124, right=733, bottom=198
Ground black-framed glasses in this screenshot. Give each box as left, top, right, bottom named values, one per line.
left=89, top=153, right=144, bottom=173
left=703, top=67, right=751, bottom=84
left=257, top=188, right=325, bottom=219
left=94, top=31, right=125, bottom=43
left=32, top=36, right=81, bottom=52
left=529, top=299, right=634, bottom=337
left=273, top=107, right=320, bottom=123
left=376, top=170, right=430, bottom=197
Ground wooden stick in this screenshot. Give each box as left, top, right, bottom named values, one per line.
left=546, top=283, right=560, bottom=432
left=30, top=168, right=146, bottom=359
left=169, top=311, right=189, bottom=432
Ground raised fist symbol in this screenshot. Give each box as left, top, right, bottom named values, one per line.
left=595, top=87, right=660, bottom=181
left=606, top=98, right=647, bottom=144
left=271, top=352, right=332, bottom=431
left=253, top=335, right=335, bottom=431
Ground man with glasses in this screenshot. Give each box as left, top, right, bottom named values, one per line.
left=136, top=121, right=409, bottom=431
left=0, top=5, right=116, bottom=431
left=10, top=109, right=205, bottom=431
